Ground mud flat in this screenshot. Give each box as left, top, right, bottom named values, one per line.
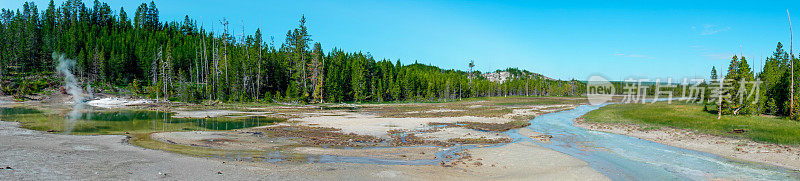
left=0, top=120, right=609, bottom=180
left=294, top=111, right=515, bottom=138
left=150, top=131, right=298, bottom=150
left=575, top=119, right=800, bottom=171
left=1, top=96, right=609, bottom=180
left=452, top=141, right=608, bottom=180
left=86, top=98, right=151, bottom=109
left=0, top=121, right=270, bottom=180
left=292, top=146, right=442, bottom=161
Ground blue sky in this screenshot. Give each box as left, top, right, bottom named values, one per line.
left=1, top=0, right=798, bottom=81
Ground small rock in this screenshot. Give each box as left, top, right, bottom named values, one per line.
left=5, top=166, right=11, bottom=169
left=217, top=171, right=223, bottom=175
left=731, top=129, right=747, bottom=134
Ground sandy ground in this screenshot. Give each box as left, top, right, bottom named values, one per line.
left=0, top=121, right=274, bottom=180
left=293, top=147, right=443, bottom=161
left=454, top=141, right=608, bottom=181
left=0, top=120, right=610, bottom=180
left=575, top=120, right=800, bottom=171
left=151, top=131, right=298, bottom=150
left=87, top=98, right=151, bottom=109
left=416, top=127, right=510, bottom=142
left=1, top=95, right=609, bottom=179
left=0, top=97, right=11, bottom=105
left=503, top=104, right=575, bottom=119
left=295, top=111, right=514, bottom=139
left=405, top=109, right=465, bottom=114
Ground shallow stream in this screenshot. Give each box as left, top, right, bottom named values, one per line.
left=316, top=103, right=800, bottom=180
left=516, top=104, right=800, bottom=180
left=2, top=104, right=799, bottom=180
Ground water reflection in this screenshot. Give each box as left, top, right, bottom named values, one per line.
left=0, top=107, right=281, bottom=133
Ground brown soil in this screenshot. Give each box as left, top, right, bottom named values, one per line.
left=447, top=138, right=512, bottom=144
left=429, top=120, right=531, bottom=132
left=253, top=125, right=385, bottom=147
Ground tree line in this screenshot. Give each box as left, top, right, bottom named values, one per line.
left=0, top=0, right=584, bottom=103
left=707, top=42, right=799, bottom=120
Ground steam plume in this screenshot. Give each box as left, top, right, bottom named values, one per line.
left=54, top=53, right=84, bottom=134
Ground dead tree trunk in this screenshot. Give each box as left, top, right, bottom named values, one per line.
left=788, top=9, right=795, bottom=117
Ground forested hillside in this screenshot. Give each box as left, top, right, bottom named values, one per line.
left=0, top=0, right=584, bottom=103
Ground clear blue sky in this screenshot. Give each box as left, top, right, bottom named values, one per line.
left=2, top=0, right=798, bottom=81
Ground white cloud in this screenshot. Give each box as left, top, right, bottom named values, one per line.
left=699, top=24, right=730, bottom=35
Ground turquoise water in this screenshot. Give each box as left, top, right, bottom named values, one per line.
left=518, top=104, right=800, bottom=180
left=290, top=103, right=800, bottom=180
left=5, top=102, right=798, bottom=180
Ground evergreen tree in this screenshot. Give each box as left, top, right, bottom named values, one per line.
left=0, top=0, right=587, bottom=103
left=760, top=43, right=790, bottom=116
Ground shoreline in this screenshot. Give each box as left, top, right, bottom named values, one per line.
left=574, top=118, right=800, bottom=171
left=0, top=96, right=609, bottom=180
left=0, top=119, right=609, bottom=180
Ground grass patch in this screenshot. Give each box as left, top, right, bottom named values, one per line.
left=583, top=102, right=800, bottom=145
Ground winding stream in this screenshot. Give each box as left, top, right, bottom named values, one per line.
left=516, top=104, right=800, bottom=180
left=3, top=102, right=799, bottom=180
left=213, top=103, right=800, bottom=180
left=320, top=103, right=800, bottom=180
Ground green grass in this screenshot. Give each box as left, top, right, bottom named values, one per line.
left=583, top=102, right=800, bottom=145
